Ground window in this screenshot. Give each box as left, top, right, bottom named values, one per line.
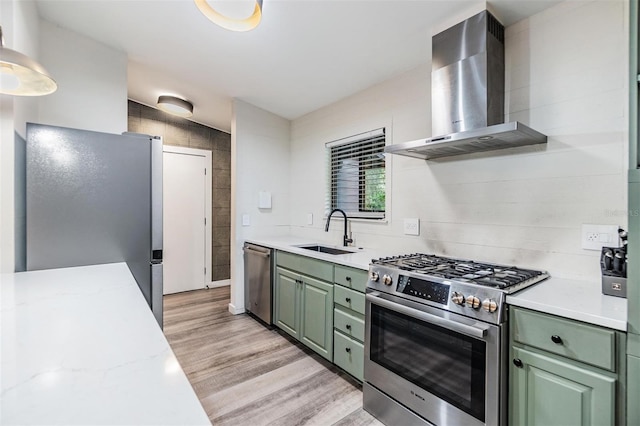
left=326, top=128, right=386, bottom=219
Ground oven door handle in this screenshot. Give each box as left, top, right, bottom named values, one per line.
left=366, top=292, right=489, bottom=339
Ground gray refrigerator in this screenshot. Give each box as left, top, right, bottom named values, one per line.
left=25, top=123, right=164, bottom=327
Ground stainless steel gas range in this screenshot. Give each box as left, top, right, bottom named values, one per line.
left=363, top=253, right=549, bottom=426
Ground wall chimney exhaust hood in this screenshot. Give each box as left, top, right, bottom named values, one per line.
left=385, top=10, right=547, bottom=160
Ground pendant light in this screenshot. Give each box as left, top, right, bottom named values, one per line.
left=0, top=26, right=57, bottom=96
left=194, top=0, right=263, bottom=32
left=157, top=95, right=194, bottom=118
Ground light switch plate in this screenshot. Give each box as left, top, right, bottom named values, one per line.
left=307, top=213, right=313, bottom=225
left=242, top=214, right=251, bottom=227
left=403, top=218, right=420, bottom=236
left=581, top=224, right=618, bottom=250
left=258, top=191, right=272, bottom=209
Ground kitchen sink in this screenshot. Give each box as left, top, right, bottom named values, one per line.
left=297, top=245, right=355, bottom=255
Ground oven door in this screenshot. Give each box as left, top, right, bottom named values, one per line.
left=364, top=291, right=504, bottom=426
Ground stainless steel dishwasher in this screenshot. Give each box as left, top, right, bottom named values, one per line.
left=242, top=243, right=273, bottom=325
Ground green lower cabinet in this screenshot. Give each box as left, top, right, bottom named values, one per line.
left=628, top=354, right=640, bottom=426
left=332, top=269, right=366, bottom=382
left=333, top=330, right=364, bottom=381
left=334, top=305, right=365, bottom=341
left=300, top=276, right=334, bottom=360
left=273, top=254, right=368, bottom=379
left=274, top=265, right=334, bottom=361
left=510, top=346, right=616, bottom=426
left=275, top=268, right=300, bottom=339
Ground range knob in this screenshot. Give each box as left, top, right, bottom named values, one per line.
left=451, top=292, right=465, bottom=305
left=466, top=295, right=481, bottom=309
left=382, top=274, right=393, bottom=286
left=482, top=298, right=498, bottom=313
left=369, top=271, right=380, bottom=282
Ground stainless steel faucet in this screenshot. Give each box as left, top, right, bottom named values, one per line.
left=325, top=208, right=353, bottom=247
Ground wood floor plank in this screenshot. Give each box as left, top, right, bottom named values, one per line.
left=213, top=368, right=345, bottom=425
left=163, top=287, right=383, bottom=426
left=333, top=408, right=387, bottom=426
left=302, top=389, right=365, bottom=426
left=201, top=356, right=325, bottom=418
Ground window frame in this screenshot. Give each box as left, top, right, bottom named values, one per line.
left=325, top=128, right=387, bottom=220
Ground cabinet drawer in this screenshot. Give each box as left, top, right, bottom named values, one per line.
left=511, top=307, right=617, bottom=371
left=334, top=285, right=365, bottom=315
left=334, top=265, right=368, bottom=292
left=275, top=251, right=333, bottom=282
left=334, top=330, right=364, bottom=381
left=334, top=306, right=365, bottom=342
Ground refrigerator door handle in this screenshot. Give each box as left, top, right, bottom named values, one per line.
left=151, top=136, right=163, bottom=253
left=151, top=263, right=163, bottom=328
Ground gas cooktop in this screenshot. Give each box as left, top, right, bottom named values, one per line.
left=372, top=253, right=548, bottom=291
left=367, top=253, right=549, bottom=324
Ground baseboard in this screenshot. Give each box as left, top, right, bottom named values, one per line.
left=208, top=279, right=230, bottom=288
left=228, top=302, right=245, bottom=315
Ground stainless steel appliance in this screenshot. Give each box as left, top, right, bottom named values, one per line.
left=25, top=124, right=164, bottom=327
left=384, top=10, right=547, bottom=160
left=243, top=243, right=273, bottom=325
left=363, top=254, right=549, bottom=426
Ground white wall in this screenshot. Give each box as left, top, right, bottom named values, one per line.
left=38, top=20, right=127, bottom=134
left=0, top=3, right=128, bottom=272
left=0, top=0, right=41, bottom=272
left=230, top=100, right=291, bottom=313
left=289, top=0, right=628, bottom=282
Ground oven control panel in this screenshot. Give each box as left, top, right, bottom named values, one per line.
left=396, top=275, right=450, bottom=305
left=367, top=265, right=507, bottom=324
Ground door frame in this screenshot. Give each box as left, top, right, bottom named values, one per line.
left=163, top=145, right=212, bottom=286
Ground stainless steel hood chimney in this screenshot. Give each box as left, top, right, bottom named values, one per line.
left=385, top=10, right=547, bottom=160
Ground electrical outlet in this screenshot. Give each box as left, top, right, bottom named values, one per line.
left=581, top=224, right=618, bottom=250
left=586, top=232, right=599, bottom=242
left=403, top=218, right=420, bottom=236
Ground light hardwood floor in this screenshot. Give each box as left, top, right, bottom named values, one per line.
left=163, top=287, right=383, bottom=426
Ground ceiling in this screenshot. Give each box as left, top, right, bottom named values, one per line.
left=35, top=0, right=564, bottom=133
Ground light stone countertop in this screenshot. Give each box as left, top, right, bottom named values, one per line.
left=506, top=277, right=627, bottom=331
left=247, top=235, right=628, bottom=332
left=0, top=263, right=210, bottom=426
left=245, top=235, right=400, bottom=270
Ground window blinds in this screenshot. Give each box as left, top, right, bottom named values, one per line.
left=326, top=128, right=386, bottom=219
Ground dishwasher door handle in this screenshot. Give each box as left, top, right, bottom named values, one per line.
left=243, top=246, right=271, bottom=258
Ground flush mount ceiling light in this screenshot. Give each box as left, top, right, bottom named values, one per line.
left=0, top=26, right=57, bottom=96
left=157, top=95, right=194, bottom=118
left=194, top=0, right=263, bottom=32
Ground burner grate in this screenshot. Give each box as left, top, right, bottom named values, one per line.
left=373, top=253, right=546, bottom=289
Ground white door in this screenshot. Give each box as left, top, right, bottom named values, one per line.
left=163, top=151, right=207, bottom=294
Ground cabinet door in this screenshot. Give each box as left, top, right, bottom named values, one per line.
left=275, top=267, right=299, bottom=339
left=628, top=353, right=640, bottom=426
left=511, top=346, right=616, bottom=426
left=334, top=330, right=364, bottom=381
left=300, top=275, right=333, bottom=361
